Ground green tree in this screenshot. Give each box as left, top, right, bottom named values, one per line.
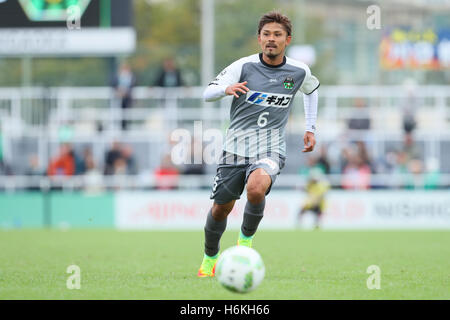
left=132, top=0, right=201, bottom=85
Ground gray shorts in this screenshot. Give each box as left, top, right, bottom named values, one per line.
left=210, top=151, right=286, bottom=204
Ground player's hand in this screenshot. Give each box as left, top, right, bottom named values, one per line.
left=302, top=131, right=316, bottom=153
left=225, top=81, right=249, bottom=98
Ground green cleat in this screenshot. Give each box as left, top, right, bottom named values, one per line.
left=237, top=230, right=254, bottom=248
left=197, top=253, right=218, bottom=277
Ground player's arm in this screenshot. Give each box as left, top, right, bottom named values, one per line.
left=203, top=59, right=247, bottom=102
left=302, top=90, right=318, bottom=153
left=203, top=81, right=249, bottom=101
left=299, top=65, right=320, bottom=153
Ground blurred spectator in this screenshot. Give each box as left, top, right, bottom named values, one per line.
left=104, top=141, right=123, bottom=175
left=355, top=140, right=376, bottom=173
left=402, top=97, right=417, bottom=134
left=402, top=156, right=441, bottom=190
left=112, top=157, right=128, bottom=175
left=47, top=144, right=75, bottom=176
left=323, top=138, right=346, bottom=174
left=356, top=141, right=370, bottom=165
left=393, top=150, right=409, bottom=174
left=387, top=147, right=439, bottom=189
left=339, top=141, right=373, bottom=172
left=122, top=144, right=138, bottom=175
left=373, top=149, right=397, bottom=176
left=104, top=142, right=138, bottom=176
left=391, top=133, right=423, bottom=189
left=341, top=151, right=371, bottom=189
left=26, top=154, right=45, bottom=176
left=299, top=155, right=326, bottom=177
left=154, top=154, right=179, bottom=190
left=424, top=158, right=441, bottom=189
left=408, top=158, right=424, bottom=189
left=402, top=79, right=418, bottom=134
left=347, top=98, right=371, bottom=131
left=83, top=150, right=103, bottom=193
left=24, top=154, right=44, bottom=191
left=339, top=145, right=352, bottom=173
left=111, top=62, right=136, bottom=130
left=73, top=147, right=87, bottom=175
left=316, top=144, right=331, bottom=174
left=391, top=150, right=413, bottom=189
left=78, top=147, right=94, bottom=173
left=154, top=57, right=184, bottom=87
left=395, top=156, right=438, bottom=190
left=0, top=129, right=10, bottom=175
left=0, top=157, right=11, bottom=175
left=402, top=133, right=421, bottom=161
left=82, top=148, right=95, bottom=173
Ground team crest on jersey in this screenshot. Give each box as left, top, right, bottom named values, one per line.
left=246, top=90, right=293, bottom=108
left=283, top=77, right=294, bottom=89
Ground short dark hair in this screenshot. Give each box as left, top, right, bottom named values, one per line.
left=258, top=11, right=292, bottom=36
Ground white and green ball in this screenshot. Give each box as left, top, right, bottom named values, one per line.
left=215, top=245, right=265, bottom=293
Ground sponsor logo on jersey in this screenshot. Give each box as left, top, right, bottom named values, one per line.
left=246, top=90, right=293, bottom=108
left=283, top=77, right=294, bottom=89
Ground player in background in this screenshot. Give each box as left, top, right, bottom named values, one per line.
left=198, top=11, right=320, bottom=277
left=297, top=169, right=330, bottom=230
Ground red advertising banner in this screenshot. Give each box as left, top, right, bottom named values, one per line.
left=115, top=190, right=450, bottom=230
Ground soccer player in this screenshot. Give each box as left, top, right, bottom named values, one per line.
left=197, top=11, right=320, bottom=277
left=297, top=169, right=330, bottom=230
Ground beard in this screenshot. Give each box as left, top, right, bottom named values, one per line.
left=265, top=49, right=280, bottom=59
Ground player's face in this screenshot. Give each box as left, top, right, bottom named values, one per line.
left=258, top=22, right=292, bottom=60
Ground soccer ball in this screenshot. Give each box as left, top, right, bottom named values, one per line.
left=215, top=245, right=265, bottom=293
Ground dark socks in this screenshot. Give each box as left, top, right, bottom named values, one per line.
left=240, top=198, right=266, bottom=238
left=204, top=208, right=227, bottom=257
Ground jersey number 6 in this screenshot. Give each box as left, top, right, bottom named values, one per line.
left=257, top=112, right=269, bottom=128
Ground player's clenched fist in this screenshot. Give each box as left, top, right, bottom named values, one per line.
left=225, top=81, right=250, bottom=98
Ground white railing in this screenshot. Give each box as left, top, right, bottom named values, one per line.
left=0, top=85, right=448, bottom=136
left=0, top=173, right=449, bottom=191
left=0, top=85, right=449, bottom=189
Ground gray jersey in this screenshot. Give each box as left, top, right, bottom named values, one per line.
left=208, top=53, right=320, bottom=157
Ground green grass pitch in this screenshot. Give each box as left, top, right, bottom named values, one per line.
left=0, top=230, right=449, bottom=299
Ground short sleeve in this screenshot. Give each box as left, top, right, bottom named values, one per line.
left=299, top=65, right=320, bottom=95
